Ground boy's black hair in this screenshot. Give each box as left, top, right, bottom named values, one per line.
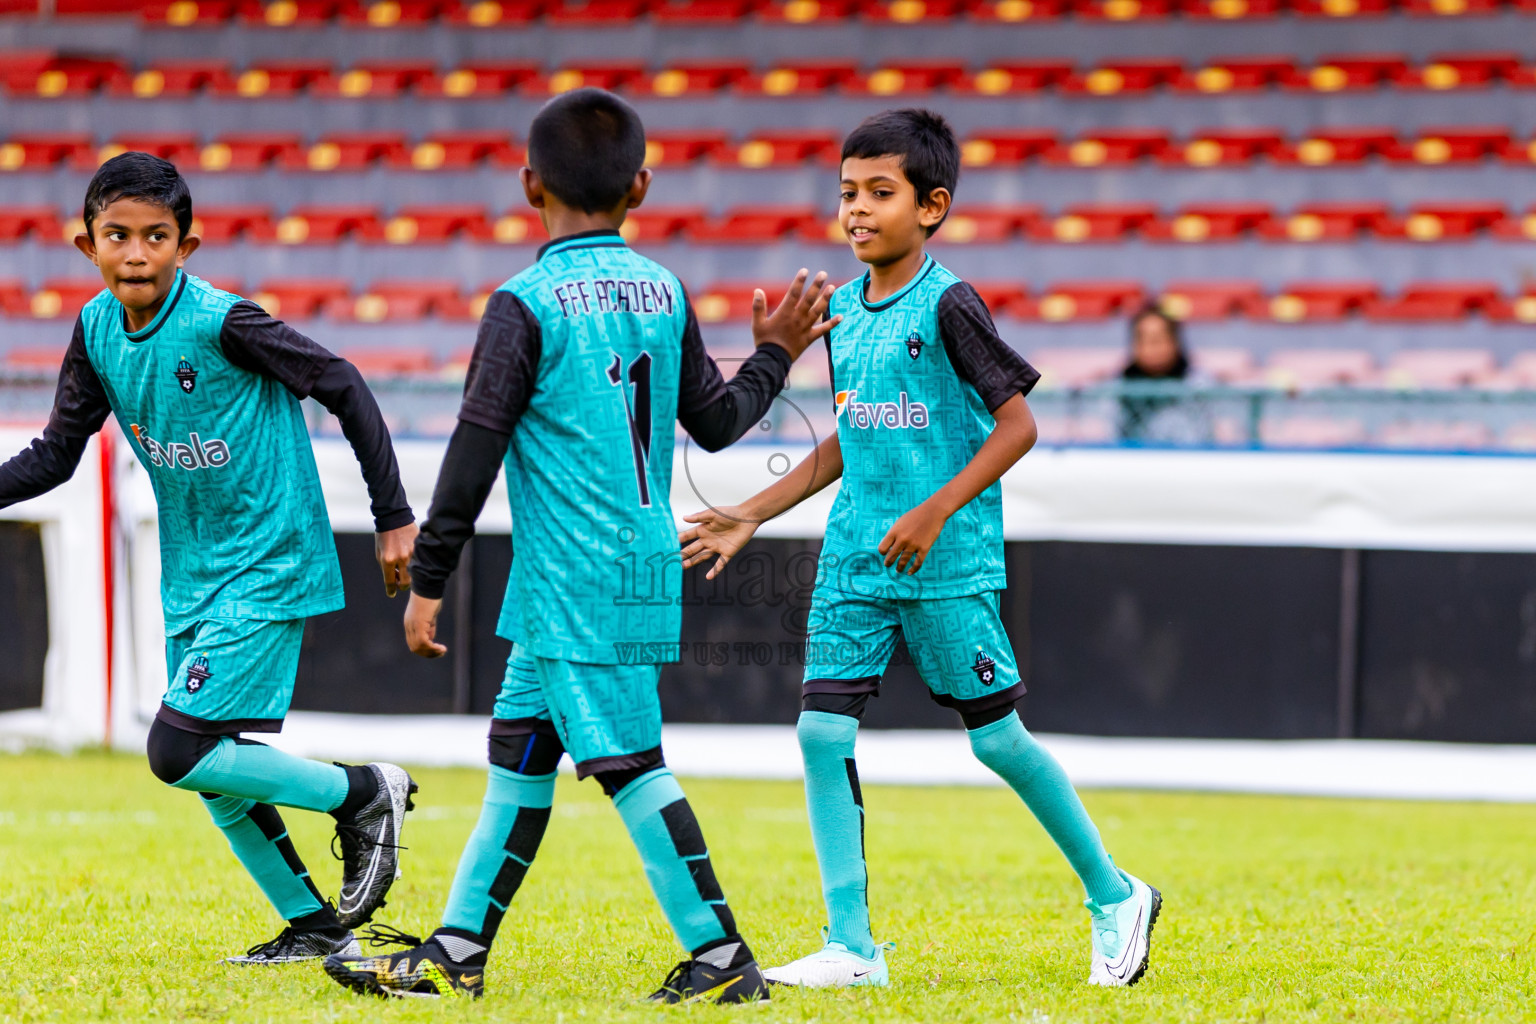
left=841, top=109, right=960, bottom=236
left=83, top=152, right=193, bottom=240
left=527, top=87, right=647, bottom=214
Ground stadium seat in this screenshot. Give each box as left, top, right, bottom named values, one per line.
left=1, top=344, right=68, bottom=370
left=1143, top=203, right=1274, bottom=242
left=418, top=63, right=540, bottom=98
left=1401, top=0, right=1502, bottom=15
left=686, top=206, right=822, bottom=243
left=1158, top=281, right=1264, bottom=320
left=338, top=1, right=453, bottom=27
left=4, top=55, right=129, bottom=96
left=859, top=0, right=971, bottom=23
left=1268, top=282, right=1380, bottom=321
left=544, top=0, right=648, bottom=24
left=965, top=282, right=1029, bottom=316
left=1175, top=57, right=1298, bottom=93
left=31, top=280, right=105, bottom=319
left=1289, top=0, right=1390, bottom=18
left=0, top=280, right=32, bottom=318
left=931, top=206, right=1041, bottom=244
left=631, top=62, right=751, bottom=96
left=341, top=281, right=468, bottom=321
left=444, top=0, right=545, bottom=25
left=286, top=134, right=410, bottom=172
left=1383, top=349, right=1498, bottom=388
left=251, top=279, right=352, bottom=319
left=959, top=130, right=1057, bottom=166
left=1024, top=281, right=1144, bottom=320
left=489, top=210, right=548, bottom=245
left=1400, top=52, right=1520, bottom=90
left=848, top=61, right=964, bottom=95
left=0, top=135, right=95, bottom=172
left=271, top=206, right=384, bottom=244
left=1178, top=0, right=1281, bottom=17
left=649, top=0, right=761, bottom=23
left=1072, top=0, right=1173, bottom=20
left=1377, top=201, right=1506, bottom=241
left=755, top=0, right=856, bottom=20
left=957, top=63, right=1073, bottom=96
left=141, top=1, right=240, bottom=25
left=1047, top=129, right=1170, bottom=166
left=340, top=346, right=438, bottom=375
left=210, top=61, right=333, bottom=97
left=1265, top=349, right=1376, bottom=387
left=1277, top=127, right=1400, bottom=165
left=968, top=0, right=1065, bottom=19
left=1397, top=127, right=1511, bottom=165
left=618, top=207, right=706, bottom=243
left=717, top=132, right=839, bottom=167
left=1300, top=53, right=1409, bottom=92
left=1492, top=205, right=1536, bottom=242
left=192, top=206, right=277, bottom=243
left=526, top=62, right=646, bottom=93
left=1031, top=204, right=1158, bottom=242
left=406, top=131, right=520, bottom=170
left=690, top=282, right=778, bottom=322
left=100, top=134, right=200, bottom=165
left=311, top=62, right=436, bottom=98
left=1173, top=127, right=1286, bottom=166
left=198, top=134, right=304, bottom=172
left=383, top=206, right=493, bottom=243
left=1261, top=201, right=1391, bottom=242
left=644, top=131, right=729, bottom=165
left=117, top=61, right=236, bottom=97
left=1365, top=281, right=1501, bottom=320
left=0, top=207, right=63, bottom=243
left=237, top=1, right=340, bottom=27
left=736, top=62, right=858, bottom=95
left=1026, top=347, right=1124, bottom=387
left=1063, top=58, right=1183, bottom=95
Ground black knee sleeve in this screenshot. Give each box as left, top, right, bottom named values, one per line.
left=593, top=749, right=666, bottom=798
left=488, top=718, right=566, bottom=775
left=145, top=718, right=221, bottom=785
left=959, top=704, right=1019, bottom=730
left=802, top=689, right=873, bottom=720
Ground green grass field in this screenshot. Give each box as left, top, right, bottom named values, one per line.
left=1, top=751, right=1534, bottom=1023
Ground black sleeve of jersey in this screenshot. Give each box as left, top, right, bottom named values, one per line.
left=220, top=301, right=413, bottom=532
left=457, top=291, right=542, bottom=436
left=409, top=420, right=510, bottom=600
left=824, top=324, right=836, bottom=407
left=0, top=318, right=111, bottom=508
left=675, top=297, right=792, bottom=452
left=936, top=282, right=1041, bottom=412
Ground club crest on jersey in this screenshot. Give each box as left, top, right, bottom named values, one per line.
left=834, top=389, right=930, bottom=429
left=174, top=357, right=198, bottom=394
left=185, top=654, right=212, bottom=694
left=129, top=424, right=232, bottom=471
left=972, top=650, right=997, bottom=686
left=906, top=331, right=924, bottom=360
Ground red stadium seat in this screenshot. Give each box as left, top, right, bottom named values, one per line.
left=342, top=282, right=466, bottom=322
left=965, top=282, right=1030, bottom=316
left=192, top=206, right=277, bottom=243
left=272, top=206, right=385, bottom=244
left=1377, top=201, right=1506, bottom=241
left=1399, top=52, right=1520, bottom=90
left=238, top=1, right=340, bottom=27
left=32, top=280, right=105, bottom=319
left=1178, top=0, right=1282, bottom=17
left=339, top=1, right=454, bottom=26
left=1143, top=203, right=1274, bottom=242
left=311, top=62, right=435, bottom=98
left=2, top=344, right=69, bottom=369
left=1276, top=127, right=1401, bottom=165
left=1401, top=0, right=1502, bottom=15
left=287, top=134, right=409, bottom=172
left=630, top=62, right=751, bottom=96
left=618, top=207, right=706, bottom=243
left=198, top=134, right=303, bottom=172
left=959, top=130, right=1057, bottom=166
left=141, top=1, right=239, bottom=25
left=1260, top=201, right=1391, bottom=242
left=101, top=134, right=201, bottom=165
left=1366, top=281, right=1501, bottom=320
left=526, top=63, right=645, bottom=94
left=418, top=63, right=540, bottom=98
left=1072, top=0, right=1172, bottom=20
left=1289, top=0, right=1390, bottom=17
left=756, top=0, right=857, bottom=20
left=957, top=62, right=1073, bottom=95
left=860, top=0, right=970, bottom=22
left=650, top=0, right=761, bottom=22
left=1300, top=53, right=1409, bottom=92
left=1172, top=127, right=1287, bottom=166
left=1265, top=350, right=1376, bottom=387
left=1026, top=347, right=1124, bottom=386
left=489, top=210, right=548, bottom=245
left=0, top=135, right=95, bottom=172
left=4, top=56, right=129, bottom=96
left=382, top=206, right=493, bottom=244
left=444, top=0, right=544, bottom=24
left=1026, top=281, right=1144, bottom=320
left=117, top=61, right=236, bottom=97
left=736, top=62, right=858, bottom=95
left=1492, top=204, right=1536, bottom=242
left=644, top=131, right=729, bottom=165
left=1175, top=56, right=1298, bottom=93
left=691, top=283, right=779, bottom=322
left=718, top=132, right=839, bottom=167
left=1267, top=282, right=1380, bottom=321
left=211, top=61, right=333, bottom=97
left=251, top=280, right=352, bottom=320
left=1383, top=349, right=1498, bottom=388
left=849, top=62, right=966, bottom=95
left=931, top=206, right=1041, bottom=244
left=0, top=280, right=29, bottom=318
left=969, top=0, right=1065, bottom=19
left=1031, top=204, right=1158, bottom=243
left=0, top=207, right=63, bottom=243
left=406, top=131, right=521, bottom=170
left=1047, top=129, right=1169, bottom=166
left=1398, top=126, right=1512, bottom=164
left=1158, top=281, right=1264, bottom=320
left=1063, top=58, right=1183, bottom=96
left=686, top=206, right=821, bottom=243
left=544, top=0, right=648, bottom=24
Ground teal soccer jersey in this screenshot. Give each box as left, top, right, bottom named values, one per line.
left=76, top=272, right=342, bottom=632
left=820, top=255, right=1040, bottom=599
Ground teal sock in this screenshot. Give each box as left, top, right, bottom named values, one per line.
left=441, top=766, right=556, bottom=940
left=797, top=711, right=875, bottom=958
left=968, top=713, right=1132, bottom=906
left=611, top=768, right=733, bottom=953
left=201, top=794, right=326, bottom=922
left=172, top=738, right=349, bottom=814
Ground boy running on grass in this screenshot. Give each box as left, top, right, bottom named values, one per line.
left=681, top=109, right=1162, bottom=989
left=0, top=153, right=420, bottom=964
left=321, top=88, right=837, bottom=1003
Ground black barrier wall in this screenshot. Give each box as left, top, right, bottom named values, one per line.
left=292, top=535, right=1536, bottom=744
left=0, top=521, right=48, bottom=711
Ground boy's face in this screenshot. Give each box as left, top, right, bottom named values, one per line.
left=74, top=198, right=200, bottom=315
left=839, top=155, right=950, bottom=266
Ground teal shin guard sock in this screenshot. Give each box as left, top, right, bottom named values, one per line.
left=797, top=711, right=875, bottom=958
left=611, top=768, right=734, bottom=953
left=201, top=794, right=327, bottom=922
left=174, top=738, right=349, bottom=814
left=441, top=766, right=557, bottom=940
left=968, top=714, right=1132, bottom=906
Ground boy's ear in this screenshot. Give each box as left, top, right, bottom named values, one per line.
left=520, top=167, right=546, bottom=209
left=625, top=168, right=653, bottom=210
left=176, top=233, right=202, bottom=266
left=917, top=187, right=952, bottom=231
left=73, top=230, right=99, bottom=264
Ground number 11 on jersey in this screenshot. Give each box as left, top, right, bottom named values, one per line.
left=607, top=351, right=653, bottom=507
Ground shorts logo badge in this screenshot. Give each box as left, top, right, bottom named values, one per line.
left=185, top=654, right=212, bottom=694
left=174, top=357, right=198, bottom=394
left=905, top=331, right=924, bottom=360
left=972, top=650, right=997, bottom=686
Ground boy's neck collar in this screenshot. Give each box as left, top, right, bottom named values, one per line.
left=537, top=227, right=625, bottom=260
left=122, top=269, right=188, bottom=340
left=860, top=251, right=933, bottom=310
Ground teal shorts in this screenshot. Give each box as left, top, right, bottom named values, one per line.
left=802, top=586, right=1025, bottom=715
left=157, top=618, right=305, bottom=735
left=490, top=644, right=663, bottom=777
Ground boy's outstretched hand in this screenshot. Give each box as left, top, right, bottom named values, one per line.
left=376, top=522, right=418, bottom=598
left=751, top=269, right=841, bottom=361
left=404, top=591, right=448, bottom=657
left=680, top=504, right=759, bottom=580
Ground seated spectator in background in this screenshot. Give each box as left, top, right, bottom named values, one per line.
left=1118, top=304, right=1207, bottom=445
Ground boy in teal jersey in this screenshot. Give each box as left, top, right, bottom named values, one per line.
left=682, top=110, right=1162, bottom=989
left=0, top=153, right=421, bottom=963
left=321, top=88, right=838, bottom=1003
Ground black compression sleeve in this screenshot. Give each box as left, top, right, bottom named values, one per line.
left=676, top=299, right=792, bottom=451
left=307, top=359, right=414, bottom=532
left=0, top=428, right=90, bottom=509
left=218, top=300, right=331, bottom=397
left=409, top=420, right=511, bottom=600
left=1, top=319, right=111, bottom=508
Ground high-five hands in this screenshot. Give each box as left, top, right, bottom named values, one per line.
left=750, top=269, right=841, bottom=361
left=679, top=504, right=759, bottom=581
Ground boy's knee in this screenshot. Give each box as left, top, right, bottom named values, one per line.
left=487, top=720, right=565, bottom=776
left=145, top=718, right=219, bottom=786
left=796, top=707, right=860, bottom=753
left=592, top=750, right=666, bottom=798
left=966, top=709, right=1028, bottom=767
